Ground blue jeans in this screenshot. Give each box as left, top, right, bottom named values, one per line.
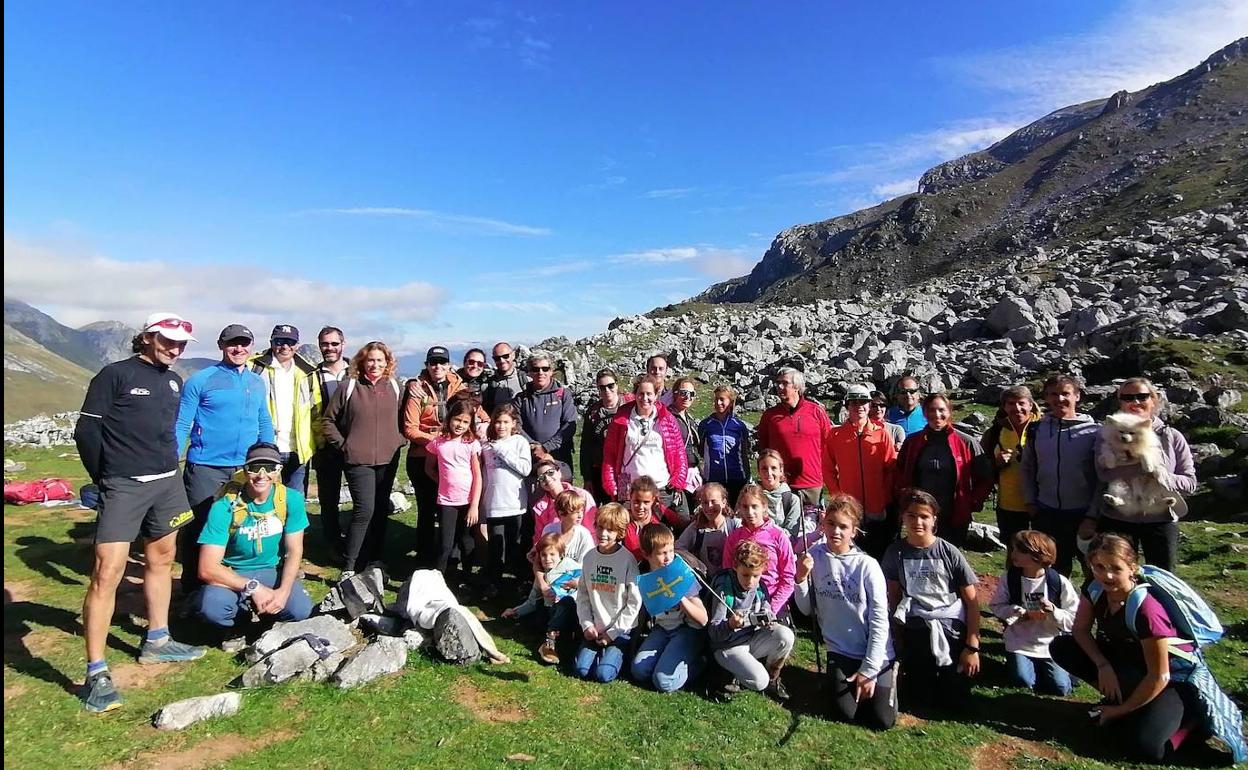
left=630, top=624, right=706, bottom=692
left=1007, top=651, right=1073, bottom=696
left=574, top=633, right=631, bottom=683
left=199, top=567, right=313, bottom=628
left=281, top=452, right=308, bottom=497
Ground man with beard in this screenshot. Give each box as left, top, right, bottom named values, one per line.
left=311, top=326, right=349, bottom=559
left=175, top=324, right=275, bottom=596
left=483, top=341, right=523, bottom=413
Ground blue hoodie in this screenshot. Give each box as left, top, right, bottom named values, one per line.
left=1019, top=413, right=1098, bottom=511
left=176, top=362, right=275, bottom=467
left=699, top=412, right=751, bottom=482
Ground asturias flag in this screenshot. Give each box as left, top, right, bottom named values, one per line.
left=638, top=555, right=697, bottom=616
left=548, top=566, right=582, bottom=600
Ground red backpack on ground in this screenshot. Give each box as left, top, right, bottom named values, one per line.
left=4, top=478, right=75, bottom=505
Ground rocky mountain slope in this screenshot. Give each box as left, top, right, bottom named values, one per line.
left=2, top=298, right=134, bottom=372
left=692, top=38, right=1248, bottom=306
left=2, top=325, right=93, bottom=423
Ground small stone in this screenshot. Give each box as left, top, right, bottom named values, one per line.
left=152, top=692, right=242, bottom=730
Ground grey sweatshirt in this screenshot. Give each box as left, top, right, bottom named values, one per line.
left=793, top=544, right=894, bottom=679
left=1019, top=413, right=1099, bottom=511
left=575, top=545, right=641, bottom=640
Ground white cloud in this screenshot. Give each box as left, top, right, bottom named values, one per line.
left=643, top=187, right=696, bottom=200
left=607, top=245, right=756, bottom=280
left=943, top=0, right=1248, bottom=111
left=306, top=207, right=551, bottom=237
left=3, top=235, right=446, bottom=357
left=607, top=247, right=698, bottom=264
left=453, top=301, right=557, bottom=314
left=692, top=248, right=755, bottom=280
left=871, top=178, right=920, bottom=198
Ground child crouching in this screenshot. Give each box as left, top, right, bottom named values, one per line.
left=631, top=523, right=708, bottom=693
left=574, top=503, right=642, bottom=683
left=503, top=533, right=581, bottom=665
left=988, top=530, right=1077, bottom=695
left=708, top=540, right=795, bottom=701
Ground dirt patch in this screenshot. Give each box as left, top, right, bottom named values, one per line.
left=976, top=573, right=1001, bottom=600
left=895, top=713, right=928, bottom=728
left=4, top=580, right=38, bottom=604
left=972, top=737, right=1065, bottom=770
left=452, top=680, right=528, bottom=723
left=576, top=693, right=601, bottom=706
left=102, top=730, right=294, bottom=770
left=109, top=661, right=175, bottom=690
left=4, top=678, right=31, bottom=702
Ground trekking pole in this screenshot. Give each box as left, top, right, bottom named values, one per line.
left=800, top=506, right=824, bottom=674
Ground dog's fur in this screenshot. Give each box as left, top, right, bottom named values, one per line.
left=1098, top=412, right=1178, bottom=519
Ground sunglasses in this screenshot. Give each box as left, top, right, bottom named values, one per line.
left=245, top=463, right=280, bottom=474
left=320, top=341, right=342, bottom=347
left=529, top=366, right=552, bottom=373
left=898, top=388, right=920, bottom=394
left=598, top=382, right=617, bottom=390
left=538, top=469, right=560, bottom=479
left=271, top=339, right=298, bottom=348
left=1119, top=392, right=1152, bottom=403
left=493, top=353, right=512, bottom=361
left=149, top=318, right=193, bottom=333
left=675, top=389, right=696, bottom=398
left=465, top=360, right=486, bottom=367
left=426, top=360, right=450, bottom=366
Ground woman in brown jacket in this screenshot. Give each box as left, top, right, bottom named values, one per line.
left=322, top=341, right=405, bottom=577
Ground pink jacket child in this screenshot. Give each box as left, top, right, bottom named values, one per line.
left=722, top=518, right=797, bottom=614
left=530, top=482, right=597, bottom=548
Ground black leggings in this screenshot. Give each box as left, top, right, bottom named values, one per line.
left=343, top=455, right=399, bottom=572
left=486, top=516, right=523, bottom=581
left=1049, top=636, right=1198, bottom=763
left=897, top=621, right=969, bottom=707
left=825, top=653, right=898, bottom=729
left=436, top=504, right=476, bottom=575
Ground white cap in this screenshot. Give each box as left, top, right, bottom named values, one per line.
left=143, top=312, right=196, bottom=342
left=845, top=383, right=872, bottom=401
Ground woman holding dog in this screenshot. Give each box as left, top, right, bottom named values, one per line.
left=1080, top=378, right=1195, bottom=572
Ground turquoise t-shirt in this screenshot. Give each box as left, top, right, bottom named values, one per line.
left=198, top=487, right=309, bottom=571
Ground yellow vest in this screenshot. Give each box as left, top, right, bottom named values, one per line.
left=250, top=352, right=323, bottom=463
left=997, top=424, right=1028, bottom=511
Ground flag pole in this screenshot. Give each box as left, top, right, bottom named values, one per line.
left=800, top=505, right=824, bottom=674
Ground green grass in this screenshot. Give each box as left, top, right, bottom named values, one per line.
left=3, top=325, right=93, bottom=422
left=4, top=446, right=1246, bottom=770
left=1135, top=337, right=1248, bottom=392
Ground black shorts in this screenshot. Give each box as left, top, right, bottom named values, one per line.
left=95, top=474, right=193, bottom=544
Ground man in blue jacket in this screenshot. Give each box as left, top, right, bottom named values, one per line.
left=175, top=324, right=275, bottom=596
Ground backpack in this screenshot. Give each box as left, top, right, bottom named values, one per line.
left=215, top=473, right=288, bottom=552
left=1006, top=566, right=1063, bottom=608
left=343, top=377, right=402, bottom=404
left=4, top=478, right=74, bottom=505
left=1088, top=565, right=1224, bottom=664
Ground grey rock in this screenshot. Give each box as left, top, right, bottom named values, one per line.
left=1206, top=213, right=1237, bottom=234
left=152, top=692, right=242, bottom=731
left=987, top=297, right=1035, bottom=335
left=240, top=639, right=322, bottom=687
left=298, top=652, right=347, bottom=683
left=894, top=297, right=947, bottom=323
left=1204, top=387, right=1242, bottom=409
left=402, top=628, right=429, bottom=651
left=332, top=637, right=408, bottom=689
left=1166, top=385, right=1203, bottom=405
left=245, top=615, right=356, bottom=664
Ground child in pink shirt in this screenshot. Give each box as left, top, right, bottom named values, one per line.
left=722, top=483, right=796, bottom=614
left=425, top=399, right=483, bottom=578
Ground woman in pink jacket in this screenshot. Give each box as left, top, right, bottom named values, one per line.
left=601, top=375, right=688, bottom=516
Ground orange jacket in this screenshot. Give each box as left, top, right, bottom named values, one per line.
left=823, top=420, right=897, bottom=515
left=402, top=371, right=467, bottom=457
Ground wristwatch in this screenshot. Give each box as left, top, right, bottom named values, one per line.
left=241, top=579, right=261, bottom=598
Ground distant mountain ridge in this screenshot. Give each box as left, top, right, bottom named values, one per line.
left=690, top=38, right=1248, bottom=307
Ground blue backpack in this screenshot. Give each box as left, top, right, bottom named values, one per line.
left=1088, top=564, right=1223, bottom=664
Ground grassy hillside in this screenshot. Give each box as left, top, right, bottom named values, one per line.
left=3, top=325, right=93, bottom=422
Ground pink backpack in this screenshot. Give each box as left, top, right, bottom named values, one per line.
left=4, top=478, right=75, bottom=505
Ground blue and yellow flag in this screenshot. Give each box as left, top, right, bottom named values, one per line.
left=638, top=555, right=697, bottom=616
left=548, top=566, right=582, bottom=600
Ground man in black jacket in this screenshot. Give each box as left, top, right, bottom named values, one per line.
left=73, top=313, right=207, bottom=714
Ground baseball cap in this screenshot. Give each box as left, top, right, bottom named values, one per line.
left=218, top=324, right=254, bottom=344
left=244, top=442, right=283, bottom=467
left=845, top=384, right=873, bottom=401
left=270, top=324, right=300, bottom=343
left=143, top=312, right=196, bottom=342
left=425, top=345, right=450, bottom=364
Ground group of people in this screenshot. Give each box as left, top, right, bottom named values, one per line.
left=68, top=312, right=1242, bottom=766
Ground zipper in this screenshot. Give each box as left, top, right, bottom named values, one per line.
left=857, top=426, right=869, bottom=510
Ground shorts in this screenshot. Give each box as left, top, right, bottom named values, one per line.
left=95, top=474, right=193, bottom=544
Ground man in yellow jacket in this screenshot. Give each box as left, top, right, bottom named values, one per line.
left=250, top=323, right=322, bottom=495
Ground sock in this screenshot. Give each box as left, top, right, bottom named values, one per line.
left=145, top=627, right=170, bottom=645
left=86, top=660, right=108, bottom=678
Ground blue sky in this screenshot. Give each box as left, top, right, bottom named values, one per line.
left=5, top=0, right=1245, bottom=362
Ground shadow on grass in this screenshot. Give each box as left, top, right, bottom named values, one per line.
left=14, top=527, right=96, bottom=585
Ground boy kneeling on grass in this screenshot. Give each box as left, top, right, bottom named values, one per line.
left=708, top=540, right=795, bottom=702
left=882, top=488, right=980, bottom=710
left=631, top=522, right=709, bottom=693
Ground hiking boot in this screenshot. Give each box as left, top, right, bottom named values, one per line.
left=767, top=675, right=791, bottom=702
left=80, top=671, right=123, bottom=713
left=538, top=635, right=560, bottom=665
left=138, top=637, right=207, bottom=665
left=337, top=570, right=356, bottom=584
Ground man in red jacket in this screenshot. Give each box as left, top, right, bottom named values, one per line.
left=756, top=367, right=832, bottom=508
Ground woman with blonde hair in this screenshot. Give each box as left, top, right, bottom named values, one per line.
left=321, top=341, right=405, bottom=577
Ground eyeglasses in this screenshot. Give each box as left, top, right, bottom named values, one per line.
left=598, top=382, right=617, bottom=390
left=898, top=388, right=920, bottom=395
left=320, top=341, right=342, bottom=347
left=465, top=360, right=486, bottom=368
left=149, top=318, right=193, bottom=333
left=774, top=381, right=794, bottom=389
left=1119, top=392, right=1152, bottom=403
left=271, top=339, right=298, bottom=348
left=538, top=469, right=560, bottom=479
left=529, top=366, right=552, bottom=373
left=245, top=463, right=280, bottom=474
left=675, top=389, right=696, bottom=398
left=493, top=353, right=512, bottom=361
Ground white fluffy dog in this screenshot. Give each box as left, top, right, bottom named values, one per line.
left=1098, top=412, right=1178, bottom=519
